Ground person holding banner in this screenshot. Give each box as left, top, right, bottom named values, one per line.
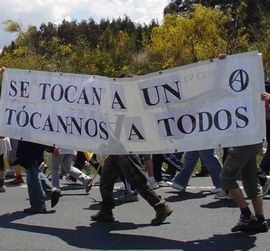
left=90, top=73, right=172, bottom=225
left=217, top=53, right=268, bottom=233
left=220, top=141, right=268, bottom=232
left=14, top=140, right=61, bottom=214
left=90, top=154, right=173, bottom=225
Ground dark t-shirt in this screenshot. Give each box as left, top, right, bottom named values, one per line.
left=15, top=140, right=54, bottom=168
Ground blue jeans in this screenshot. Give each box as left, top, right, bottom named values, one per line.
left=173, top=149, right=222, bottom=188
left=26, top=162, right=53, bottom=210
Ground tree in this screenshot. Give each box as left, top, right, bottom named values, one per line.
left=164, top=1, right=270, bottom=43
left=147, top=4, right=237, bottom=70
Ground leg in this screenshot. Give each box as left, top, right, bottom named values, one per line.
left=91, top=156, right=119, bottom=222
left=99, top=156, right=119, bottom=210
left=0, top=154, right=6, bottom=192
left=73, top=151, right=86, bottom=170
left=172, top=151, right=200, bottom=188
left=61, top=154, right=92, bottom=192
left=50, top=154, right=61, bottom=188
left=143, top=155, right=158, bottom=189
left=222, top=147, right=229, bottom=163
left=8, top=165, right=24, bottom=184
left=199, top=149, right=222, bottom=189
left=119, top=155, right=173, bottom=225
left=221, top=144, right=268, bottom=232
left=8, top=138, right=23, bottom=184
left=120, top=155, right=163, bottom=207
left=152, top=154, right=164, bottom=182
left=25, top=162, right=46, bottom=211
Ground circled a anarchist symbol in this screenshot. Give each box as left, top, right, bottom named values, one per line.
left=229, top=69, right=249, bottom=92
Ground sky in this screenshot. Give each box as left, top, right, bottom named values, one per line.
left=0, top=0, right=169, bottom=51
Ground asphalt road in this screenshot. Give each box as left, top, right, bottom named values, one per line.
left=0, top=175, right=269, bottom=251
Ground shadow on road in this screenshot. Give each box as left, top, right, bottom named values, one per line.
left=165, top=191, right=207, bottom=202
left=0, top=211, right=258, bottom=250
left=200, top=199, right=238, bottom=209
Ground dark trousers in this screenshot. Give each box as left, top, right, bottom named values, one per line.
left=0, top=154, right=4, bottom=171
left=100, top=155, right=164, bottom=210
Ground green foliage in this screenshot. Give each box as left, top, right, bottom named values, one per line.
left=146, top=5, right=229, bottom=69
left=1, top=17, right=156, bottom=76
left=1, top=2, right=270, bottom=77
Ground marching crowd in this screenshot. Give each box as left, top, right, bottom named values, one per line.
left=1, top=121, right=270, bottom=233
left=1, top=65, right=270, bottom=234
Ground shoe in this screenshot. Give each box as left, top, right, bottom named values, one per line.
left=157, top=181, right=170, bottom=187
left=8, top=176, right=24, bottom=185
left=214, top=190, right=230, bottom=199
left=119, top=184, right=126, bottom=190
left=23, top=207, right=47, bottom=214
left=231, top=215, right=269, bottom=233
left=90, top=210, right=115, bottom=222
left=148, top=176, right=159, bottom=189
left=263, top=176, right=270, bottom=196
left=85, top=177, right=93, bottom=193
left=0, top=185, right=6, bottom=192
left=118, top=191, right=139, bottom=203
left=5, top=170, right=15, bottom=179
left=255, top=220, right=269, bottom=232
left=50, top=188, right=61, bottom=208
left=210, top=188, right=222, bottom=194
left=168, top=182, right=185, bottom=192
left=151, top=204, right=173, bottom=226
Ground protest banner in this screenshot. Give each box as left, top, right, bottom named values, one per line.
left=0, top=51, right=265, bottom=154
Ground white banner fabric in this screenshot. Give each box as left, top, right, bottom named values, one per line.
left=0, top=51, right=266, bottom=154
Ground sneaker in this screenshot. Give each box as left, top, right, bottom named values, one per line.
left=118, top=191, right=139, bottom=203
left=263, top=176, right=270, bottom=196
left=214, top=190, right=230, bottom=199
left=0, top=185, right=6, bottom=193
left=50, top=188, right=61, bottom=208
left=5, top=170, right=15, bottom=179
left=85, top=177, right=93, bottom=193
left=151, top=204, right=173, bottom=226
left=148, top=176, right=159, bottom=189
left=119, top=184, right=126, bottom=190
left=157, top=181, right=170, bottom=187
left=90, top=210, right=115, bottom=222
left=210, top=188, right=222, bottom=194
left=8, top=176, right=24, bottom=185
left=231, top=215, right=269, bottom=233
left=255, top=220, right=269, bottom=233
left=168, top=181, right=185, bottom=192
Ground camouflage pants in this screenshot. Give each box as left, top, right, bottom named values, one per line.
left=99, top=155, right=165, bottom=210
